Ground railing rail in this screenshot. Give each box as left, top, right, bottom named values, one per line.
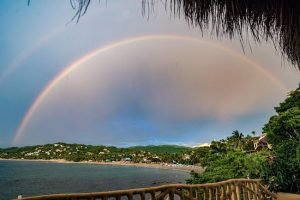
left=16, top=179, right=277, bottom=200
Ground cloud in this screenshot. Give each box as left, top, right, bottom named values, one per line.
left=20, top=39, right=285, bottom=145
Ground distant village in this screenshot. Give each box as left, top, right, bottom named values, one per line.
left=0, top=133, right=271, bottom=165
left=0, top=143, right=187, bottom=164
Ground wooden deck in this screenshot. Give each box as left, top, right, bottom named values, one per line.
left=277, top=193, right=300, bottom=200
left=17, top=179, right=277, bottom=200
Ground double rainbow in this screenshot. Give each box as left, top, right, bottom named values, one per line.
left=12, top=35, right=287, bottom=145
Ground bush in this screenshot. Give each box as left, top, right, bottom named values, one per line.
left=186, top=151, right=268, bottom=184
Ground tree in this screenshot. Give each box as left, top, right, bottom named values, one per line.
left=227, top=130, right=244, bottom=150
left=274, top=86, right=300, bottom=113
left=186, top=151, right=267, bottom=184
left=189, top=146, right=210, bottom=165
left=187, top=85, right=300, bottom=189
left=262, top=85, right=300, bottom=192
left=243, top=135, right=255, bottom=151
left=210, top=141, right=227, bottom=154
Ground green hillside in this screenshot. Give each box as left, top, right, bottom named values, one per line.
left=129, top=145, right=190, bottom=154
left=0, top=143, right=190, bottom=163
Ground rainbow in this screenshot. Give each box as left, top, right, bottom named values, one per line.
left=0, top=28, right=63, bottom=87
left=12, top=35, right=287, bottom=145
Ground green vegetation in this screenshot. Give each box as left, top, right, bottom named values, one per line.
left=187, top=130, right=267, bottom=184
left=0, top=143, right=190, bottom=164
left=129, top=145, right=190, bottom=154
left=262, top=86, right=300, bottom=193
left=187, top=150, right=268, bottom=183
left=187, top=85, right=300, bottom=193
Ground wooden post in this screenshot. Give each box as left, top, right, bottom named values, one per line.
left=196, top=189, right=200, bottom=200
left=254, top=181, right=259, bottom=198
left=128, top=193, right=133, bottom=200
left=150, top=191, right=155, bottom=200
left=169, top=188, right=175, bottom=200
left=141, top=192, right=146, bottom=200
left=179, top=188, right=184, bottom=200
left=209, top=188, right=213, bottom=200
left=254, top=182, right=258, bottom=200
left=227, top=183, right=233, bottom=199
left=241, top=183, right=247, bottom=200
left=235, top=183, right=241, bottom=200
left=189, top=188, right=193, bottom=200
left=231, top=184, right=237, bottom=200
left=245, top=182, right=251, bottom=199
left=215, top=186, right=220, bottom=200
left=203, top=187, right=208, bottom=200
left=221, top=185, right=226, bottom=199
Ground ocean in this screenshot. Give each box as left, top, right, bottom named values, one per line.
left=0, top=160, right=189, bottom=200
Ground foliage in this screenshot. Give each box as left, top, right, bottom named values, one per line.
left=187, top=85, right=300, bottom=192
left=0, top=143, right=189, bottom=164
left=227, top=130, right=245, bottom=150
left=264, top=107, right=300, bottom=144
left=189, top=146, right=210, bottom=165
left=262, top=86, right=300, bottom=193
left=186, top=130, right=267, bottom=184
left=129, top=145, right=190, bottom=154
left=274, top=87, right=300, bottom=113
left=187, top=150, right=268, bottom=184
left=260, top=141, right=300, bottom=192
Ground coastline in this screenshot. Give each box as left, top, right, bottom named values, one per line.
left=0, top=158, right=203, bottom=172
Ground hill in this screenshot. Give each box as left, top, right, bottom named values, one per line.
left=0, top=143, right=190, bottom=163
left=129, top=145, right=190, bottom=154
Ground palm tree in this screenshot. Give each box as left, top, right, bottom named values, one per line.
left=244, top=135, right=255, bottom=151
left=229, top=130, right=244, bottom=150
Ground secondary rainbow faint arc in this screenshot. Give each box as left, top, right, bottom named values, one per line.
left=12, top=35, right=288, bottom=145
left=0, top=28, right=63, bottom=87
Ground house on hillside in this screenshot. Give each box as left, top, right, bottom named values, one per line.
left=150, top=156, right=161, bottom=163
left=122, top=156, right=132, bottom=162
left=254, top=134, right=272, bottom=151
left=197, top=143, right=211, bottom=147
left=143, top=158, right=151, bottom=163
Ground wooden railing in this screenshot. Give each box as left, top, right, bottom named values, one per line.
left=17, top=179, right=277, bottom=200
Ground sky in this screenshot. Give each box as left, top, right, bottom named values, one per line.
left=0, top=0, right=299, bottom=147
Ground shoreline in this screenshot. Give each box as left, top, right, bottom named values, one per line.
left=0, top=158, right=203, bottom=172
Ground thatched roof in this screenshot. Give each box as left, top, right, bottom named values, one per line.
left=34, top=0, right=300, bottom=70
left=162, top=0, right=300, bottom=70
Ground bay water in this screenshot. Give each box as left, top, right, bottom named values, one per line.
left=0, top=160, right=189, bottom=199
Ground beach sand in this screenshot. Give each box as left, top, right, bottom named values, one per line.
left=0, top=158, right=203, bottom=172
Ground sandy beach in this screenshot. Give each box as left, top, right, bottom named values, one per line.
left=0, top=158, right=203, bottom=172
